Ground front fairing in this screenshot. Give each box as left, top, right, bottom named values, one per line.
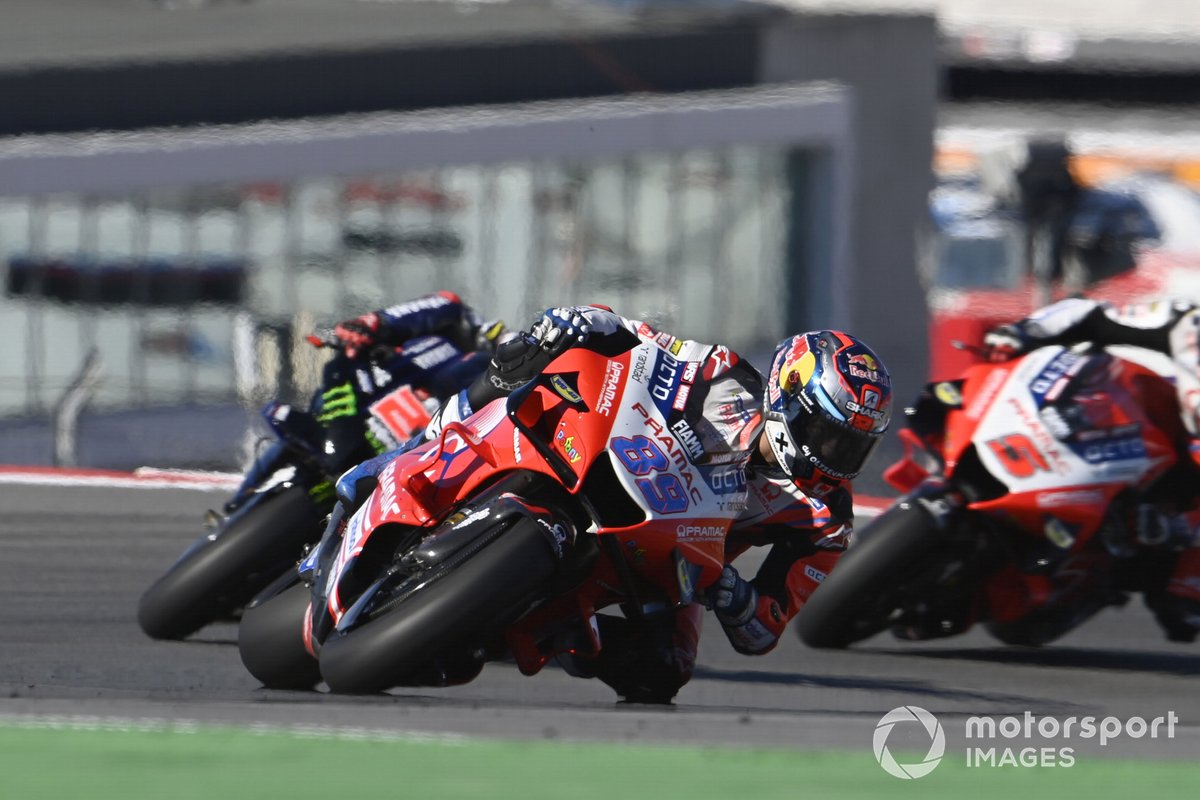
left=941, top=346, right=1178, bottom=547
left=564, top=344, right=740, bottom=591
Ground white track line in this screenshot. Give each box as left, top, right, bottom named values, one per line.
left=0, top=465, right=242, bottom=491
left=0, top=712, right=467, bottom=744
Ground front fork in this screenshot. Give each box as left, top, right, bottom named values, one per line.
left=224, top=439, right=290, bottom=514
left=885, top=482, right=991, bottom=639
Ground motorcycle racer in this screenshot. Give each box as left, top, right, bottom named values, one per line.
left=342, top=304, right=893, bottom=702
left=235, top=291, right=505, bottom=509
left=332, top=290, right=507, bottom=362
left=317, top=291, right=507, bottom=455
left=984, top=297, right=1200, bottom=641
left=140, top=290, right=507, bottom=642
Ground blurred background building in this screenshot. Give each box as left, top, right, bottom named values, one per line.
left=2, top=0, right=1197, bottom=471
left=790, top=0, right=1200, bottom=380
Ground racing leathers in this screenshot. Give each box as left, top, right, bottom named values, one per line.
left=252, top=292, right=502, bottom=494
left=233, top=291, right=501, bottom=514
left=409, top=305, right=856, bottom=700
left=985, top=297, right=1200, bottom=640
left=333, top=290, right=506, bottom=359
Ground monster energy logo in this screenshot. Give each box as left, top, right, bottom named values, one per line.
left=316, top=383, right=358, bottom=423
left=308, top=480, right=335, bottom=505
left=365, top=428, right=388, bottom=455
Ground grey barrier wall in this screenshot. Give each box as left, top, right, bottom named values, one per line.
left=0, top=85, right=853, bottom=200
left=0, top=83, right=862, bottom=468
left=762, top=13, right=939, bottom=411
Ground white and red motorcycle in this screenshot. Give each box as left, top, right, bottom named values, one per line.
left=796, top=343, right=1197, bottom=648
left=239, top=337, right=751, bottom=693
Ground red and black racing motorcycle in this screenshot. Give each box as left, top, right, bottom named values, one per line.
left=137, top=334, right=487, bottom=641
left=795, top=343, right=1192, bottom=648
left=238, top=337, right=739, bottom=693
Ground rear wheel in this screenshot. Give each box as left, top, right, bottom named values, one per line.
left=319, top=516, right=558, bottom=694
left=138, top=485, right=324, bottom=640
left=794, top=498, right=949, bottom=648
left=238, top=581, right=322, bottom=689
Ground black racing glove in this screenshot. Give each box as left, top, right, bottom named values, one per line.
left=982, top=323, right=1035, bottom=362
left=466, top=334, right=558, bottom=409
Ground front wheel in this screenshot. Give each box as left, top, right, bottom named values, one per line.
left=138, top=485, right=324, bottom=640
left=793, top=498, right=949, bottom=648
left=238, top=580, right=322, bottom=689
left=319, top=516, right=559, bottom=694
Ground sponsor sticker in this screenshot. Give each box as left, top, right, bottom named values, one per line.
left=651, top=352, right=682, bottom=404
left=676, top=524, right=726, bottom=541
left=670, top=418, right=704, bottom=460
left=555, top=427, right=583, bottom=463
left=596, top=360, right=624, bottom=416
left=934, top=382, right=962, bottom=406
left=631, top=348, right=650, bottom=384
left=550, top=375, right=583, bottom=404
left=453, top=507, right=491, bottom=529
left=672, top=383, right=691, bottom=411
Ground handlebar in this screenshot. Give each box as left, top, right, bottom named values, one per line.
left=306, top=331, right=341, bottom=349
left=951, top=340, right=990, bottom=359
left=306, top=330, right=404, bottom=365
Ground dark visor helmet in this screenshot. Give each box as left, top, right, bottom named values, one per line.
left=763, top=331, right=892, bottom=490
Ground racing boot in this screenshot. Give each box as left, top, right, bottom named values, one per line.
left=1145, top=545, right=1200, bottom=643
left=564, top=607, right=702, bottom=704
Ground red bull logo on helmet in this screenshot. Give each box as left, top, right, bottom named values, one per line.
left=848, top=352, right=884, bottom=382
left=780, top=354, right=815, bottom=394
left=779, top=340, right=817, bottom=395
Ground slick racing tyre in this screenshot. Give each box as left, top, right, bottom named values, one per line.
left=238, top=580, right=322, bottom=690
left=318, top=516, right=559, bottom=694
left=794, top=498, right=947, bottom=649
left=138, top=485, right=323, bottom=640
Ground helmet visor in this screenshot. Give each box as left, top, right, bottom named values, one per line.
left=772, top=402, right=888, bottom=479
left=790, top=407, right=882, bottom=479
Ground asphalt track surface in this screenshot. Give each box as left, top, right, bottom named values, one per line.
left=1, top=477, right=1198, bottom=761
